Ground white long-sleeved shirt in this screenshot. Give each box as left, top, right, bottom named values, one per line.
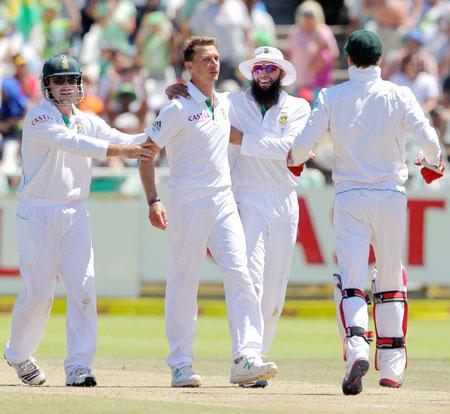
left=19, top=99, right=146, bottom=204
left=228, top=89, right=311, bottom=190
left=290, top=65, right=441, bottom=193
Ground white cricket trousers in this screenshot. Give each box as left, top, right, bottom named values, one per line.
left=333, top=189, right=407, bottom=369
left=5, top=201, right=97, bottom=375
left=165, top=188, right=263, bottom=368
left=234, top=186, right=299, bottom=354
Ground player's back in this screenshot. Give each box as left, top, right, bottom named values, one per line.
left=324, top=66, right=423, bottom=193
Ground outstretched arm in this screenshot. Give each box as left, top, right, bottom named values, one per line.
left=231, top=101, right=311, bottom=160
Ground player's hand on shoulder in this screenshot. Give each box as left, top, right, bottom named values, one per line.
left=165, top=82, right=190, bottom=100
left=149, top=201, right=168, bottom=230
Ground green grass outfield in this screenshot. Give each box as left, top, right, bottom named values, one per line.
left=0, top=301, right=450, bottom=413
left=0, top=297, right=449, bottom=319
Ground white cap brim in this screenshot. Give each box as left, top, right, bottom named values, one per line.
left=239, top=57, right=297, bottom=86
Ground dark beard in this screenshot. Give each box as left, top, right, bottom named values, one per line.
left=251, top=77, right=282, bottom=108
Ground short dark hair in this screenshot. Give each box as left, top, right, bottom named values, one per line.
left=183, top=36, right=218, bottom=62
left=348, top=52, right=381, bottom=68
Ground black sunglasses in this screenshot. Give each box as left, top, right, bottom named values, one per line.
left=52, top=75, right=80, bottom=85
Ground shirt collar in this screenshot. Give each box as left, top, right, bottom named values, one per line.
left=348, top=65, right=381, bottom=82
left=187, top=81, right=220, bottom=106
left=187, top=81, right=209, bottom=103
left=42, top=99, right=76, bottom=118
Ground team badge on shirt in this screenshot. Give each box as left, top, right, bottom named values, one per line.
left=76, top=121, right=84, bottom=134
left=152, top=120, right=162, bottom=132
left=221, top=108, right=227, bottom=120
left=279, top=112, right=288, bottom=125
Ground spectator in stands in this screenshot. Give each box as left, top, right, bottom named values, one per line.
left=0, top=54, right=39, bottom=139
left=431, top=75, right=450, bottom=159
left=363, top=0, right=420, bottom=52
left=41, top=1, right=72, bottom=59
left=188, top=0, right=253, bottom=84
left=0, top=54, right=39, bottom=177
left=94, top=0, right=137, bottom=51
left=97, top=47, right=145, bottom=111
left=286, top=1, right=339, bottom=96
left=382, top=28, right=438, bottom=80
left=390, top=51, right=440, bottom=114
left=243, top=0, right=276, bottom=47
left=423, top=10, right=450, bottom=80
left=136, top=10, right=173, bottom=79
left=106, top=82, right=148, bottom=129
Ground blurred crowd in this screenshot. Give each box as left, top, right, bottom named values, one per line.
left=0, top=0, right=449, bottom=193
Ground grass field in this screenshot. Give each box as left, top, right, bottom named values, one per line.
left=0, top=305, right=450, bottom=413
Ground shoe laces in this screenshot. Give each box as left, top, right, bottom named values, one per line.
left=17, top=359, right=38, bottom=373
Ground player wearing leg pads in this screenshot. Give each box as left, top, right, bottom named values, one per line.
left=373, top=284, right=408, bottom=388
left=290, top=30, right=442, bottom=394
left=334, top=275, right=373, bottom=395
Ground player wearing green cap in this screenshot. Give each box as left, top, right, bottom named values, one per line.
left=289, top=30, right=444, bottom=395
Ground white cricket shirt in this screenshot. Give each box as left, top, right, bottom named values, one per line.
left=228, top=89, right=311, bottom=189
left=291, top=66, right=441, bottom=193
left=19, top=99, right=146, bottom=205
left=145, top=82, right=231, bottom=203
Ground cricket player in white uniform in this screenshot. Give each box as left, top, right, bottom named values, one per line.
left=228, top=47, right=311, bottom=387
left=166, top=46, right=311, bottom=388
left=4, top=54, right=152, bottom=387
left=289, top=30, right=444, bottom=395
left=138, top=36, right=277, bottom=388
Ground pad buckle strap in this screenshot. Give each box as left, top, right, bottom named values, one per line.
left=342, top=288, right=372, bottom=305
left=345, top=326, right=374, bottom=344
left=373, top=291, right=407, bottom=304
left=376, top=336, right=405, bottom=349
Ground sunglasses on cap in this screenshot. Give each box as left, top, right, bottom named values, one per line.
left=252, top=64, right=281, bottom=75
left=51, top=75, right=81, bottom=85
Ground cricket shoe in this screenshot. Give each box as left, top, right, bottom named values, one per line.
left=6, top=356, right=46, bottom=385
left=230, top=356, right=277, bottom=385
left=239, top=379, right=268, bottom=388
left=171, top=365, right=202, bottom=387
left=66, top=366, right=97, bottom=387
left=377, top=348, right=405, bottom=389
left=379, top=378, right=403, bottom=388
left=342, top=359, right=369, bottom=395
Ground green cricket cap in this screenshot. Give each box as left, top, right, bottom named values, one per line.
left=344, top=30, right=382, bottom=61
left=42, top=54, right=82, bottom=79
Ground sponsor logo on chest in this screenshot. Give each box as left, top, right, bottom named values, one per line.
left=188, top=110, right=211, bottom=122
left=31, top=114, right=54, bottom=125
